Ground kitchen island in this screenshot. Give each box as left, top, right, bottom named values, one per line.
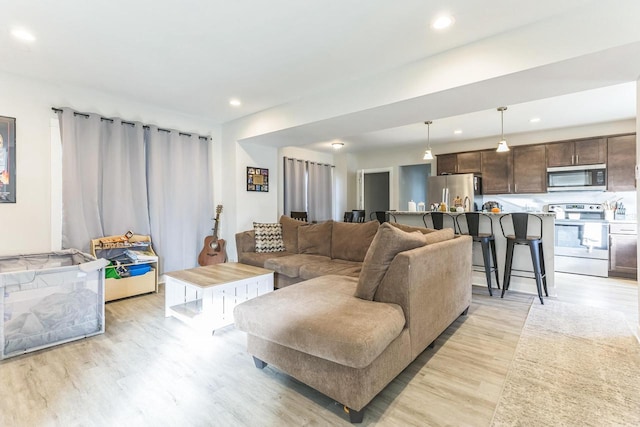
left=391, top=211, right=556, bottom=297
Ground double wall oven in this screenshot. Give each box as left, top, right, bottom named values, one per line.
left=548, top=203, right=609, bottom=277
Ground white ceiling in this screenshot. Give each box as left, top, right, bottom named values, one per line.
left=325, top=82, right=637, bottom=152
left=2, top=0, right=637, bottom=150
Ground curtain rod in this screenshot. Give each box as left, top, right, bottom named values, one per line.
left=52, top=107, right=211, bottom=141
left=285, top=156, right=335, bottom=168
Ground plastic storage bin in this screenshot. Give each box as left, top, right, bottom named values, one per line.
left=0, top=249, right=108, bottom=359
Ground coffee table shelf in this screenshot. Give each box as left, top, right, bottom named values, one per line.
left=164, top=263, right=273, bottom=334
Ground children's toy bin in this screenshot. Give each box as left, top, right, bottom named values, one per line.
left=0, top=249, right=108, bottom=360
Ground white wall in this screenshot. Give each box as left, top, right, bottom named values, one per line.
left=0, top=71, right=217, bottom=256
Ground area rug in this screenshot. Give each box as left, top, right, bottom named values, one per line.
left=491, top=299, right=640, bottom=427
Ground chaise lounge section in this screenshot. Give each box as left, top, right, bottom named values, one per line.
left=234, top=223, right=473, bottom=423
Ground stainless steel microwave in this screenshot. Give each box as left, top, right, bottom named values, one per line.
left=547, top=164, right=606, bottom=191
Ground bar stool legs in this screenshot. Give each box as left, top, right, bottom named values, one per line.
left=502, top=239, right=547, bottom=304
left=528, top=240, right=548, bottom=304
left=502, top=240, right=515, bottom=298
left=479, top=237, right=500, bottom=296
left=490, top=238, right=500, bottom=291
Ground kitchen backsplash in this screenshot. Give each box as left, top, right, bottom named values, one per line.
left=485, top=191, right=637, bottom=219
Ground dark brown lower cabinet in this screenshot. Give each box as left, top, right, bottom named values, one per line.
left=609, top=223, right=637, bottom=278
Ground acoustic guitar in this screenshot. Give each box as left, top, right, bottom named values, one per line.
left=198, top=204, right=228, bottom=266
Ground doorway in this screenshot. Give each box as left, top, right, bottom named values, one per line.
left=364, top=172, right=390, bottom=219
left=356, top=168, right=392, bottom=220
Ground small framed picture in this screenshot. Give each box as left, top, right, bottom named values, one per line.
left=0, top=116, right=16, bottom=203
left=247, top=167, right=269, bottom=192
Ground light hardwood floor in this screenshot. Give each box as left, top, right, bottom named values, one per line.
left=0, top=274, right=636, bottom=426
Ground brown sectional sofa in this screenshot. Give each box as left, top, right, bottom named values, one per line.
left=234, top=221, right=473, bottom=423
left=235, top=216, right=380, bottom=288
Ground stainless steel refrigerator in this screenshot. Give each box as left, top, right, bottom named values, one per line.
left=427, top=174, right=482, bottom=211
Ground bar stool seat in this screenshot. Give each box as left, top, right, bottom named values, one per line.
left=456, top=213, right=500, bottom=296
left=499, top=213, right=548, bottom=304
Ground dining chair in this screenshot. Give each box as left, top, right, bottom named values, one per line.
left=351, top=210, right=366, bottom=223
left=290, top=211, right=308, bottom=222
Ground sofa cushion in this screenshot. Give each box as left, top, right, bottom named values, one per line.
left=331, top=221, right=380, bottom=262
left=423, top=227, right=455, bottom=245
left=236, top=230, right=256, bottom=253
left=299, top=258, right=362, bottom=280
left=355, top=223, right=426, bottom=300
left=264, top=254, right=330, bottom=278
left=253, top=222, right=286, bottom=253
left=298, top=221, right=333, bottom=257
left=279, top=215, right=303, bottom=253
left=238, top=251, right=293, bottom=268
left=389, top=222, right=438, bottom=234
left=233, top=275, right=406, bottom=369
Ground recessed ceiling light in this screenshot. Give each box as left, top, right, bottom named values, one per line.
left=529, top=117, right=541, bottom=123
left=331, top=142, right=344, bottom=150
left=11, top=27, right=36, bottom=43
left=229, top=98, right=241, bottom=107
left=431, top=15, right=455, bottom=30
left=453, top=129, right=463, bottom=135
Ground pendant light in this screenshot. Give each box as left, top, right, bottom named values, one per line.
left=496, top=107, right=510, bottom=152
left=423, top=121, right=434, bottom=160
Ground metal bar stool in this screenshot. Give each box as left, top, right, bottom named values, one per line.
left=370, top=211, right=396, bottom=223
left=456, top=213, right=500, bottom=296
left=343, top=211, right=354, bottom=222
left=499, top=213, right=548, bottom=304
left=422, top=212, right=458, bottom=233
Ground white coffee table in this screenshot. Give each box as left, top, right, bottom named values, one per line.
left=164, top=263, right=274, bottom=334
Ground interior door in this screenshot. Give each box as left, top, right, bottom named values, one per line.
left=364, top=172, right=390, bottom=218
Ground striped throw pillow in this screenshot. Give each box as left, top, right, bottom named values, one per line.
left=254, top=222, right=285, bottom=253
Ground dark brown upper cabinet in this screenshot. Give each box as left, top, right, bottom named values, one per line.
left=546, top=138, right=606, bottom=167
left=513, top=145, right=547, bottom=193
left=456, top=151, right=482, bottom=174
left=436, top=153, right=458, bottom=175
left=481, top=150, right=512, bottom=194
left=607, top=134, right=636, bottom=191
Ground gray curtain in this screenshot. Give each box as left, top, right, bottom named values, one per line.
left=146, top=127, right=212, bottom=274
left=307, top=162, right=333, bottom=222
left=59, top=108, right=149, bottom=253
left=283, top=157, right=306, bottom=215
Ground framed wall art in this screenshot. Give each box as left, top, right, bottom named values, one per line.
left=247, top=167, right=269, bottom=192
left=0, top=116, right=16, bottom=203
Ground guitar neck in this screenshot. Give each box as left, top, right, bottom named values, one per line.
left=212, top=205, right=223, bottom=240
left=212, top=217, right=220, bottom=239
